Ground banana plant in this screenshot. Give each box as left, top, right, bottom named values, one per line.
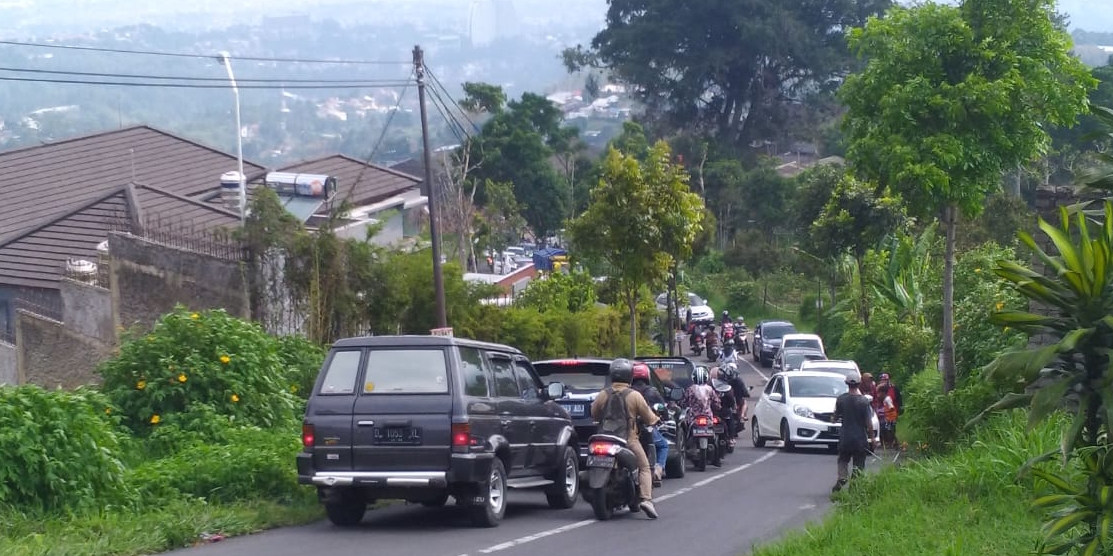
left=974, top=201, right=1113, bottom=554
left=870, top=223, right=937, bottom=327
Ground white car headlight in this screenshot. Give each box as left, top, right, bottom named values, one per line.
left=793, top=405, right=815, bottom=419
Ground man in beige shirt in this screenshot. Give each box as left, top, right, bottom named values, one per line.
left=591, top=358, right=662, bottom=518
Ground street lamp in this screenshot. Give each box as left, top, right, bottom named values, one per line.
left=217, top=51, right=246, bottom=223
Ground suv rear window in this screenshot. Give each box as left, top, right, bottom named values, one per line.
left=533, top=361, right=609, bottom=394
left=362, top=349, right=449, bottom=394
left=319, top=350, right=362, bottom=394
left=762, top=324, right=796, bottom=339
left=642, top=359, right=695, bottom=388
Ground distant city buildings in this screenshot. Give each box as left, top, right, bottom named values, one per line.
left=468, top=0, right=520, bottom=47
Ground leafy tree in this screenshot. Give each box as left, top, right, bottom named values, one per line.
left=563, top=0, right=891, bottom=149
left=811, top=176, right=906, bottom=325
left=569, top=141, right=705, bottom=355
left=839, top=0, right=1095, bottom=392
left=475, top=179, right=527, bottom=257
left=981, top=203, right=1113, bottom=555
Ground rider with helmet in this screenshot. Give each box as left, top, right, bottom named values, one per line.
left=721, top=310, right=731, bottom=326
left=631, top=362, right=669, bottom=485
left=589, top=358, right=661, bottom=518
left=680, top=366, right=721, bottom=426
left=718, top=363, right=750, bottom=434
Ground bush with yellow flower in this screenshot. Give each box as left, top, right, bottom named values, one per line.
left=98, top=305, right=321, bottom=437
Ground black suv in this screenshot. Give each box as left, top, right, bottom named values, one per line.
left=297, top=336, right=580, bottom=528
left=753, top=320, right=798, bottom=368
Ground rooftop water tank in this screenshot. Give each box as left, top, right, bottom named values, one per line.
left=66, top=258, right=97, bottom=285
left=220, top=171, right=244, bottom=212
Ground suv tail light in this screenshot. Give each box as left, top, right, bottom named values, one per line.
left=301, top=423, right=315, bottom=448
left=452, top=423, right=479, bottom=453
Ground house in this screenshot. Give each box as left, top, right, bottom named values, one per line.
left=0, top=125, right=429, bottom=341
left=0, top=125, right=263, bottom=341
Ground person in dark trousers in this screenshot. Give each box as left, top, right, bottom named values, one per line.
left=590, top=358, right=661, bottom=518
left=832, top=370, right=876, bottom=493
left=630, top=361, right=669, bottom=486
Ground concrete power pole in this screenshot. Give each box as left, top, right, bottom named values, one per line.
left=413, top=45, right=449, bottom=329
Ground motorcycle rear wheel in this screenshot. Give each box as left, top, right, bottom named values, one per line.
left=696, top=447, right=707, bottom=472
left=590, top=488, right=614, bottom=521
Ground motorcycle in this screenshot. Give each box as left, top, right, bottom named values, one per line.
left=655, top=399, right=686, bottom=479
left=583, top=432, right=643, bottom=520
left=734, top=319, right=749, bottom=354
left=712, top=379, right=736, bottom=455
left=682, top=410, right=719, bottom=472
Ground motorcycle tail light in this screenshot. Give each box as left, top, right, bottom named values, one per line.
left=695, top=416, right=710, bottom=427
left=589, top=442, right=620, bottom=456
left=713, top=416, right=721, bottom=425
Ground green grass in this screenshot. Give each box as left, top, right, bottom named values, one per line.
left=749, top=410, right=1062, bottom=556
left=0, top=493, right=325, bottom=556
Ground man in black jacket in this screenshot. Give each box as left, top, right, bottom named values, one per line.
left=631, top=362, right=668, bottom=485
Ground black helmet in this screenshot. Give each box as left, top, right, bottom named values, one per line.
left=609, top=358, right=634, bottom=384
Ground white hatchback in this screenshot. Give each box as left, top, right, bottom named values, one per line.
left=751, top=370, right=879, bottom=450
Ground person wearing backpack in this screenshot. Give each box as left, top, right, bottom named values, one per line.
left=590, top=358, right=662, bottom=519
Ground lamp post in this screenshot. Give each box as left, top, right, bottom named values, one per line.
left=218, top=51, right=246, bottom=222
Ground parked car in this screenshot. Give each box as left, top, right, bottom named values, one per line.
left=533, top=356, right=686, bottom=476
left=656, top=292, right=714, bottom=324
left=752, top=320, right=798, bottom=367
left=297, top=336, right=581, bottom=529
left=750, top=370, right=879, bottom=451
left=781, top=333, right=825, bottom=356
left=799, top=359, right=861, bottom=380
left=772, top=347, right=827, bottom=373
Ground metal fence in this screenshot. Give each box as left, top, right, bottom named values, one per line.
left=132, top=216, right=248, bottom=261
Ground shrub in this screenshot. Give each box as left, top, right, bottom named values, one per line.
left=129, top=426, right=303, bottom=504
left=98, top=306, right=301, bottom=436
left=0, top=386, right=131, bottom=512
left=515, top=270, right=598, bottom=313
left=274, top=335, right=327, bottom=402
left=900, top=368, right=1001, bottom=451
left=832, top=308, right=935, bottom=385
left=951, top=242, right=1026, bottom=379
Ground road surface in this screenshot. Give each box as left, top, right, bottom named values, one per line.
left=168, top=355, right=843, bottom=556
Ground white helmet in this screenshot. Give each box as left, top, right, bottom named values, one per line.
left=845, top=370, right=862, bottom=385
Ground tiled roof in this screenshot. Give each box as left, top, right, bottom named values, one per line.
left=0, top=125, right=264, bottom=244
left=277, top=154, right=421, bottom=208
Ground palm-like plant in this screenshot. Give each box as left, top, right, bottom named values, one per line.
left=978, top=201, right=1113, bottom=554
left=1079, top=106, right=1113, bottom=192
left=871, top=224, right=937, bottom=327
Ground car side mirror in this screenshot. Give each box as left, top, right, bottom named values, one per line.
left=768, top=392, right=784, bottom=403
left=668, top=387, right=684, bottom=402
left=545, top=382, right=565, bottom=400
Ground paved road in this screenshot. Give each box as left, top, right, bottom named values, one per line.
left=169, top=355, right=841, bottom=556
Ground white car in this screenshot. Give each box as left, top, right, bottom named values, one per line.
left=656, top=291, right=713, bottom=322
left=751, top=370, right=880, bottom=450
left=781, top=333, right=825, bottom=355
left=799, top=359, right=861, bottom=380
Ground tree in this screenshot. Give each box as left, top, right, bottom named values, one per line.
left=568, top=141, right=705, bottom=356
left=563, top=0, right=891, bottom=149
left=811, top=176, right=906, bottom=325
left=839, top=0, right=1095, bottom=392
left=979, top=203, right=1113, bottom=555
left=475, top=179, right=527, bottom=259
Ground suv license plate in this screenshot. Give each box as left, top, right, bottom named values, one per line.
left=586, top=455, right=615, bottom=468
left=372, top=427, right=423, bottom=445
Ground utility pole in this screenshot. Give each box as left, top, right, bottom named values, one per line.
left=414, top=45, right=448, bottom=329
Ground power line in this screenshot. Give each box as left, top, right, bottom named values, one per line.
left=0, top=39, right=412, bottom=65
left=342, top=69, right=416, bottom=204
left=425, top=66, right=481, bottom=134
left=427, top=82, right=470, bottom=145
left=0, top=75, right=413, bottom=90
left=0, top=65, right=411, bottom=84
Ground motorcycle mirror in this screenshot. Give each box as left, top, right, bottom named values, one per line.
left=546, top=382, right=566, bottom=400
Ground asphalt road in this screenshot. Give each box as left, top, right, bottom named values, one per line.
left=168, top=351, right=842, bottom=556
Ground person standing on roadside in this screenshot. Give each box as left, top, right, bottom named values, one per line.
left=832, top=370, right=876, bottom=492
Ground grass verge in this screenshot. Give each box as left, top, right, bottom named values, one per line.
left=749, top=410, right=1061, bottom=556
left=0, top=493, right=324, bottom=556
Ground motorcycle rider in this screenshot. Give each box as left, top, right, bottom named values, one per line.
left=590, top=358, right=662, bottom=518
left=681, top=367, right=721, bottom=429
left=718, top=338, right=738, bottom=368
left=720, top=310, right=732, bottom=327
left=719, top=363, right=750, bottom=433
left=631, top=362, right=669, bottom=486
left=832, top=369, right=877, bottom=492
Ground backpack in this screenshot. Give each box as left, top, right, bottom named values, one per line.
left=597, top=387, right=632, bottom=438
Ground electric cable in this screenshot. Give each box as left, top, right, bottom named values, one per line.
left=425, top=66, right=481, bottom=134
left=0, top=65, right=412, bottom=84
left=0, top=39, right=411, bottom=65
left=0, top=74, right=412, bottom=89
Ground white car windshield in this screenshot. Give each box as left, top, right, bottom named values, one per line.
left=787, top=376, right=847, bottom=398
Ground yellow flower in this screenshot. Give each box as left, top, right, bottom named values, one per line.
left=219, top=355, right=231, bottom=365
left=136, top=380, right=146, bottom=390
left=104, top=407, right=112, bottom=415
left=290, top=385, right=298, bottom=394
left=974, top=268, right=982, bottom=273
left=231, top=394, right=240, bottom=403
left=190, top=313, right=200, bottom=320
left=150, top=414, right=160, bottom=424
left=177, top=373, right=187, bottom=383
left=995, top=301, right=1004, bottom=311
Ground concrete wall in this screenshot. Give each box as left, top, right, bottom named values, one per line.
left=16, top=310, right=111, bottom=389
left=108, top=232, right=250, bottom=332
left=0, top=340, right=15, bottom=385
left=59, top=278, right=115, bottom=343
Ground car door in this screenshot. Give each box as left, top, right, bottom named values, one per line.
left=511, top=357, right=556, bottom=469
left=306, top=349, right=362, bottom=472
left=485, top=351, right=530, bottom=474
left=758, top=376, right=785, bottom=437
left=457, top=346, right=500, bottom=450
